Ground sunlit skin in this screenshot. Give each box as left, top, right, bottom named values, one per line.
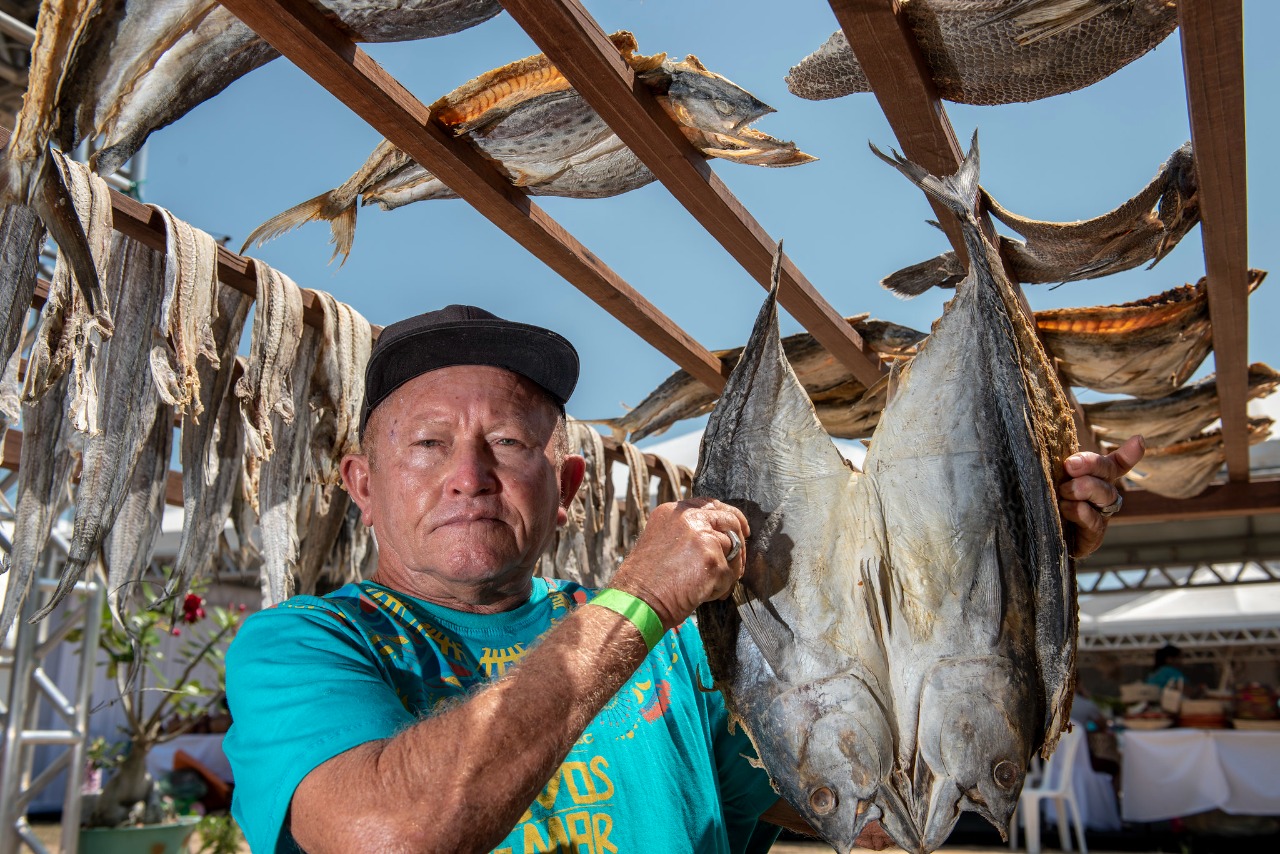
left=340, top=365, right=585, bottom=613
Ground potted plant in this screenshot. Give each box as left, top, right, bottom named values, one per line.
left=77, top=574, right=242, bottom=853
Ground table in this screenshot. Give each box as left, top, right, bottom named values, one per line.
left=1121, top=729, right=1280, bottom=821
left=145, top=733, right=233, bottom=784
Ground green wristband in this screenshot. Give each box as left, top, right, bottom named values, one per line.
left=590, top=589, right=665, bottom=651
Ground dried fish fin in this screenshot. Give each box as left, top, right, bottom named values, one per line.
left=880, top=250, right=967, bottom=297
left=991, top=0, right=1138, bottom=46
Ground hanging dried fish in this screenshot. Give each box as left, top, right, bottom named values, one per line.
left=31, top=233, right=169, bottom=623
left=1085, top=363, right=1280, bottom=447
left=883, top=143, right=1198, bottom=295
left=104, top=402, right=174, bottom=620
left=1036, top=270, right=1265, bottom=398
left=1125, top=418, right=1273, bottom=499
left=235, top=260, right=304, bottom=509
left=617, top=440, right=650, bottom=553
left=149, top=206, right=221, bottom=417
left=243, top=32, right=813, bottom=262
left=257, top=325, right=322, bottom=607
left=331, top=500, right=377, bottom=586
left=542, top=420, right=622, bottom=587
left=596, top=317, right=923, bottom=442
left=0, top=374, right=80, bottom=638
left=786, top=1, right=1178, bottom=105
left=22, top=151, right=115, bottom=435
left=0, top=204, right=47, bottom=388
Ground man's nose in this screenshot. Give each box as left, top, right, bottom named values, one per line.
left=445, top=440, right=499, bottom=495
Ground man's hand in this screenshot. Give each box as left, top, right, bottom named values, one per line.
left=609, top=497, right=749, bottom=630
left=1059, top=435, right=1145, bottom=559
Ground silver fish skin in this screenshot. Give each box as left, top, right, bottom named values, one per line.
left=293, top=482, right=351, bottom=596
left=1085, top=363, right=1280, bottom=447
left=257, top=325, right=321, bottom=607
left=168, top=284, right=251, bottom=606
left=31, top=232, right=169, bottom=623
left=104, top=400, right=174, bottom=621
left=786, top=1, right=1178, bottom=106
left=235, top=260, right=304, bottom=510
left=865, top=137, right=1078, bottom=850
left=695, top=281, right=894, bottom=854
left=0, top=204, right=48, bottom=377
left=0, top=373, right=79, bottom=638
left=149, top=206, right=221, bottom=417
left=883, top=143, right=1197, bottom=296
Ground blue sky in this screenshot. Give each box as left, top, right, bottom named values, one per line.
left=138, top=1, right=1279, bottom=446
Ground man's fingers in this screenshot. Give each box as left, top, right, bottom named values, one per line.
left=1063, top=435, right=1146, bottom=483
left=1058, top=474, right=1118, bottom=509
left=1061, top=499, right=1105, bottom=558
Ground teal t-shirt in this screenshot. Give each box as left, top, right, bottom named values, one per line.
left=224, top=577, right=781, bottom=853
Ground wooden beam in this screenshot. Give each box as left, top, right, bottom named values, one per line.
left=498, top=0, right=885, bottom=387
left=827, top=0, right=1100, bottom=452
left=1112, top=479, right=1280, bottom=524
left=218, top=0, right=727, bottom=393
left=0, top=429, right=185, bottom=507
left=1179, top=0, right=1250, bottom=480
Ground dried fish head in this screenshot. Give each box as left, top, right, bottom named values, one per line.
left=655, top=54, right=774, bottom=135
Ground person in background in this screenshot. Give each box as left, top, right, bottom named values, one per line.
left=1145, top=643, right=1187, bottom=688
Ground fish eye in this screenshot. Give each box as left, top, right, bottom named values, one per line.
left=809, top=786, right=837, bottom=814
left=992, top=760, right=1019, bottom=790
left=713, top=98, right=732, bottom=115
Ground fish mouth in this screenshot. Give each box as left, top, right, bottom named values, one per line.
left=921, top=775, right=966, bottom=852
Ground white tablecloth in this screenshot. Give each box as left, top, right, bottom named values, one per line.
left=1121, top=730, right=1280, bottom=821
left=145, top=733, right=233, bottom=783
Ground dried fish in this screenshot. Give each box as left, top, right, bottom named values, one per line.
left=883, top=143, right=1198, bottom=295
left=235, top=260, right=304, bottom=509
left=0, top=204, right=47, bottom=385
left=542, top=419, right=620, bottom=587
left=1037, top=270, right=1265, bottom=398
left=22, top=152, right=115, bottom=436
left=617, top=440, right=650, bottom=551
left=1125, top=418, right=1273, bottom=499
left=168, top=283, right=251, bottom=606
left=331, top=500, right=377, bottom=585
left=787, top=1, right=1178, bottom=105
left=104, top=402, right=174, bottom=620
left=597, top=317, right=923, bottom=442
left=1085, top=363, right=1280, bottom=447
left=244, top=32, right=813, bottom=261
left=257, top=324, right=322, bottom=607
left=31, top=233, right=169, bottom=623
left=697, top=139, right=1080, bottom=854
left=149, top=206, right=220, bottom=417
left=0, top=374, right=79, bottom=638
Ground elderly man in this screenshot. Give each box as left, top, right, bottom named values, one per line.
left=225, top=305, right=1142, bottom=853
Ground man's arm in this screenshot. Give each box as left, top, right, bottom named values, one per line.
left=289, top=498, right=748, bottom=854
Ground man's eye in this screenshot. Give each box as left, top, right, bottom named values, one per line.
left=495, top=438, right=521, bottom=447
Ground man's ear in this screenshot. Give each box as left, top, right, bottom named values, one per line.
left=341, top=453, right=375, bottom=527
left=556, top=454, right=587, bottom=526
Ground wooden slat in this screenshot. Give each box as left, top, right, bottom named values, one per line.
left=1179, top=0, right=1250, bottom=480
left=0, top=429, right=185, bottom=506
left=498, top=0, right=885, bottom=387
left=1113, top=479, right=1280, bottom=524
left=827, top=0, right=1101, bottom=453
left=218, top=0, right=727, bottom=392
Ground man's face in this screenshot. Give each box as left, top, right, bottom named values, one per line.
left=342, top=365, right=583, bottom=600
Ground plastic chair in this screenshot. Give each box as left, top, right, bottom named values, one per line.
left=1009, top=728, right=1089, bottom=854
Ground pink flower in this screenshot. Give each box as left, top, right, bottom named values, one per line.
left=171, top=627, right=181, bottom=637
left=182, top=594, right=204, bottom=624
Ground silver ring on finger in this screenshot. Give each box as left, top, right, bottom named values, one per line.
left=725, top=530, right=743, bottom=562
left=1091, top=492, right=1123, bottom=518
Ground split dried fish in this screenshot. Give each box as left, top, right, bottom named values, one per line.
left=243, top=32, right=813, bottom=262
left=0, top=374, right=79, bottom=638
left=32, top=232, right=169, bottom=623
left=104, top=401, right=174, bottom=620
left=697, top=139, right=1079, bottom=854
left=0, top=204, right=47, bottom=389
left=149, top=206, right=220, bottom=417
left=257, top=324, right=322, bottom=607
left=597, top=317, right=923, bottom=442
left=1124, top=418, right=1273, bottom=499
left=883, top=143, right=1197, bottom=296
left=168, top=284, right=251, bottom=607
left=331, top=500, right=377, bottom=586
left=787, top=1, right=1178, bottom=105
left=1085, top=363, right=1280, bottom=447
left=1036, top=270, right=1265, bottom=398
left=235, top=260, right=304, bottom=509
left=542, top=419, right=619, bottom=587
left=22, top=151, right=114, bottom=436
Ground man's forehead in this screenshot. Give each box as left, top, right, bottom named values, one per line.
left=375, top=366, right=560, bottom=424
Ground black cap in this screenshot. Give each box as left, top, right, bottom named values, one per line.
left=360, top=305, right=579, bottom=435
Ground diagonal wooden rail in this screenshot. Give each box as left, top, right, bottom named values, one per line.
left=1179, top=0, right=1250, bottom=480
left=828, top=0, right=1101, bottom=453
left=498, top=0, right=885, bottom=387
left=217, top=0, right=727, bottom=392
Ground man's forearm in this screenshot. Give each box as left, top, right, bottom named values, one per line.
left=290, top=601, right=651, bottom=853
